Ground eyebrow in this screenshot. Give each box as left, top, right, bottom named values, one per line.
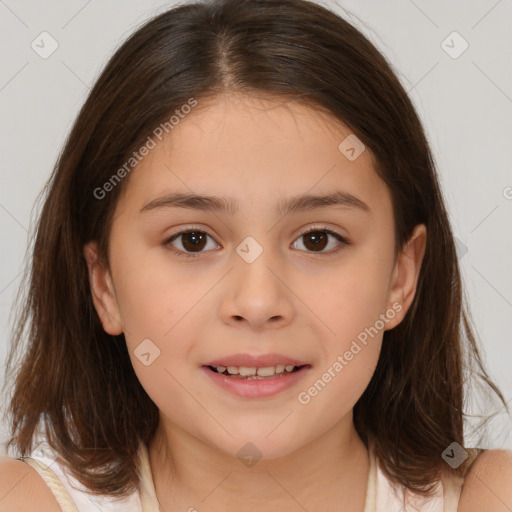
left=140, top=191, right=371, bottom=216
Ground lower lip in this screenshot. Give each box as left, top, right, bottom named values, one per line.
left=201, top=365, right=311, bottom=399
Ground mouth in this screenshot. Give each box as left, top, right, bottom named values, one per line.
left=201, top=361, right=312, bottom=399
left=205, top=364, right=307, bottom=380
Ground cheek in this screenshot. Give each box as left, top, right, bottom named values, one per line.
left=294, top=284, right=383, bottom=440
left=296, top=339, right=380, bottom=438
left=115, top=262, right=201, bottom=416
left=296, top=263, right=387, bottom=421
left=111, top=240, right=206, bottom=338
left=111, top=244, right=218, bottom=373
left=319, top=248, right=394, bottom=343
left=300, top=242, right=392, bottom=407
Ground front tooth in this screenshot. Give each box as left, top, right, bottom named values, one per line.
left=257, top=366, right=276, bottom=377
left=227, top=366, right=239, bottom=375
left=216, top=366, right=227, bottom=373
left=275, top=365, right=285, bottom=374
left=238, top=366, right=257, bottom=377
left=285, top=365, right=295, bottom=372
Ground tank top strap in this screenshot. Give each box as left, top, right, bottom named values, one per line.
left=441, top=447, right=486, bottom=512
left=18, top=456, right=79, bottom=512
left=136, top=441, right=162, bottom=512
left=362, top=443, right=378, bottom=511
left=441, top=471, right=464, bottom=512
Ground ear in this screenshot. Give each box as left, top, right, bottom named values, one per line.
left=83, top=241, right=123, bottom=335
left=385, top=224, right=427, bottom=330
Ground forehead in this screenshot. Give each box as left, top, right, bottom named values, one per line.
left=116, top=93, right=392, bottom=219
left=162, top=92, right=364, bottom=164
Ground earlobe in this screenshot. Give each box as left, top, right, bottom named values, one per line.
left=83, top=242, right=124, bottom=335
left=385, top=224, right=427, bottom=329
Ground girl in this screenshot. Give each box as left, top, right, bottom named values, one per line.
left=1, top=0, right=511, bottom=510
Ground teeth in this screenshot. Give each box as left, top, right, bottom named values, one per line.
left=214, top=364, right=299, bottom=377
left=239, top=367, right=257, bottom=377
left=257, top=366, right=275, bottom=377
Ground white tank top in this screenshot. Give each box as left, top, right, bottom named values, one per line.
left=16, top=438, right=478, bottom=511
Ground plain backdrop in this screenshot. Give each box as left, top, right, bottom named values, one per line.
left=0, top=0, right=511, bottom=456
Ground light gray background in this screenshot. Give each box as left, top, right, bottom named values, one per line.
left=1, top=0, right=511, bottom=456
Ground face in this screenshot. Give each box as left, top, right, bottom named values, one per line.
left=85, top=93, right=426, bottom=461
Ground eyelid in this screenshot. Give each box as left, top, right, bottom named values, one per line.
left=297, top=224, right=349, bottom=243
left=165, top=224, right=215, bottom=240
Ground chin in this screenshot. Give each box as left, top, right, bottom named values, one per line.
left=214, top=424, right=306, bottom=463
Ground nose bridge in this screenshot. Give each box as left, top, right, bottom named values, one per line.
left=219, top=234, right=294, bottom=327
left=234, top=234, right=280, bottom=299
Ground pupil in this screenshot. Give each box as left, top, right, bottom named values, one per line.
left=305, top=232, right=327, bottom=251
left=183, top=232, right=206, bottom=251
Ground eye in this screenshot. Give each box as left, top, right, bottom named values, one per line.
left=164, top=228, right=220, bottom=258
left=291, top=226, right=349, bottom=254
left=163, top=225, right=349, bottom=258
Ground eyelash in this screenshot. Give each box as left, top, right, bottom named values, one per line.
left=163, top=225, right=350, bottom=258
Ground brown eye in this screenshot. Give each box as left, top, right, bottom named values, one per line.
left=180, top=231, right=207, bottom=252
left=292, top=228, right=348, bottom=254
left=302, top=231, right=328, bottom=251
left=165, top=229, right=220, bottom=257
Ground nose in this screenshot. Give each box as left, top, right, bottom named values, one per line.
left=218, top=249, right=295, bottom=331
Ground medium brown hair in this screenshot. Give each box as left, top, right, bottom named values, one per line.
left=2, top=0, right=507, bottom=500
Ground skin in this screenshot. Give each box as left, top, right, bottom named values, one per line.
left=84, top=92, right=427, bottom=511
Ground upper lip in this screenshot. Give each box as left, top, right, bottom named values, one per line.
left=204, top=353, right=310, bottom=368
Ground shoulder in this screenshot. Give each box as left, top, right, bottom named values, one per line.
left=0, top=456, right=61, bottom=512
left=457, top=449, right=512, bottom=512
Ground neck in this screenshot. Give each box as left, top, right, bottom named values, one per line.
left=148, top=415, right=370, bottom=512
